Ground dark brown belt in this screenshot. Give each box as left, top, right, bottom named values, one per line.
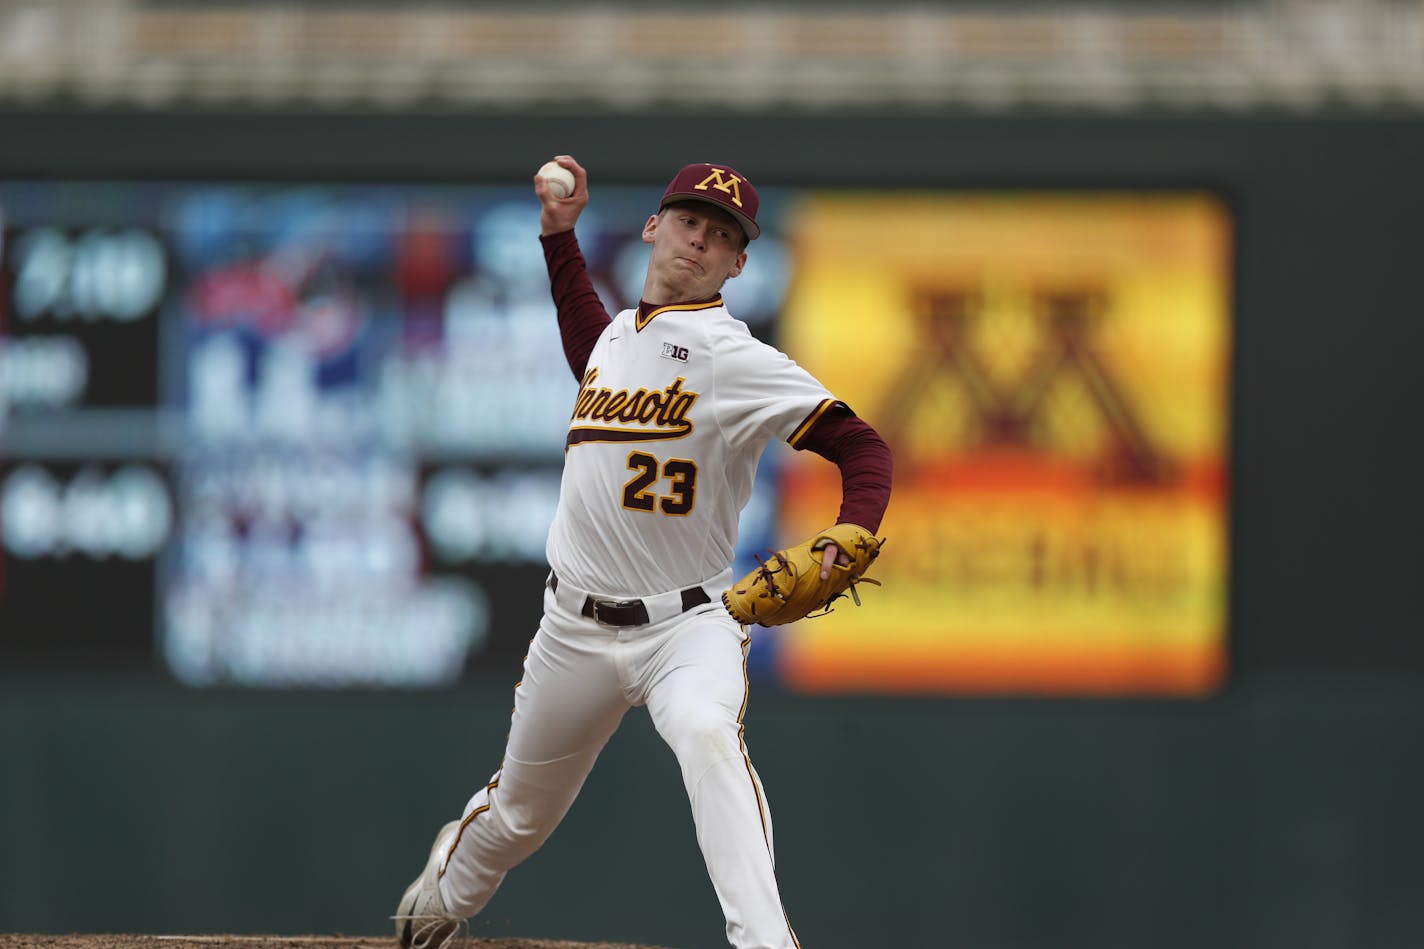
left=550, top=571, right=712, bottom=627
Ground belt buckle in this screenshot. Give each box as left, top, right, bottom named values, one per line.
left=592, top=598, right=637, bottom=627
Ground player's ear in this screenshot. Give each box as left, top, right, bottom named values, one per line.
left=726, top=250, right=748, bottom=279
left=641, top=214, right=660, bottom=244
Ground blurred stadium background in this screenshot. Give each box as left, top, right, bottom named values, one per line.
left=1, top=1, right=1422, bottom=947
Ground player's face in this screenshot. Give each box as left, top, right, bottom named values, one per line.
left=640, top=203, right=748, bottom=305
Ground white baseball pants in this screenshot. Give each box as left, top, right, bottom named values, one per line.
left=434, top=577, right=801, bottom=949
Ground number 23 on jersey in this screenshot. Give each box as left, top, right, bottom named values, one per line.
left=622, top=451, right=697, bottom=516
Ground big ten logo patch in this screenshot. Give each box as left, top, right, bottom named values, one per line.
left=661, top=341, right=689, bottom=362
left=879, top=285, right=1169, bottom=485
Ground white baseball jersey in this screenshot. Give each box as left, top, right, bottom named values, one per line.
left=545, top=297, right=834, bottom=597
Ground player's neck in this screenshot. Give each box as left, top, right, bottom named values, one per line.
left=641, top=268, right=725, bottom=309
left=637, top=293, right=722, bottom=317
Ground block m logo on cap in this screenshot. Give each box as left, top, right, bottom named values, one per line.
left=660, top=162, right=761, bottom=240
left=693, top=168, right=744, bottom=208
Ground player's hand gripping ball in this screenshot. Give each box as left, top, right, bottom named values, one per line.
left=722, top=523, right=883, bottom=627
left=537, top=160, right=576, bottom=199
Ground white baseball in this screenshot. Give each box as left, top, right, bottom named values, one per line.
left=538, top=160, right=575, bottom=199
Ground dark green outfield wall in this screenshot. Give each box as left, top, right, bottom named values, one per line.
left=2, top=680, right=1421, bottom=949
left=2, top=109, right=1423, bottom=948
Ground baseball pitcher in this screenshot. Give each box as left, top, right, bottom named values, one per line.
left=395, top=157, right=893, bottom=949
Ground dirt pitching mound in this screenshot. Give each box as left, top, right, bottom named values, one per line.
left=0, top=937, right=674, bottom=949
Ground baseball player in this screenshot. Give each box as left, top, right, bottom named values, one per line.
left=395, top=156, right=892, bottom=949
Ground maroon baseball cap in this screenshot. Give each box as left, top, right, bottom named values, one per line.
left=658, top=162, right=761, bottom=242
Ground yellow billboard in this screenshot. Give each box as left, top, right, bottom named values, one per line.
left=776, top=193, right=1231, bottom=695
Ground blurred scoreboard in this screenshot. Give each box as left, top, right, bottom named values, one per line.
left=0, top=180, right=789, bottom=687
left=0, top=181, right=1231, bottom=695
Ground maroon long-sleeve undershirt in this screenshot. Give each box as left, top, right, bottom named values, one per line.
left=541, top=228, right=892, bottom=534
left=795, top=405, right=893, bottom=534
left=541, top=229, right=611, bottom=380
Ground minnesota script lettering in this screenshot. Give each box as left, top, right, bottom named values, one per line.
left=566, top=367, right=700, bottom=445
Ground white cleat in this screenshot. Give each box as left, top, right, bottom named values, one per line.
left=393, top=820, right=465, bottom=949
